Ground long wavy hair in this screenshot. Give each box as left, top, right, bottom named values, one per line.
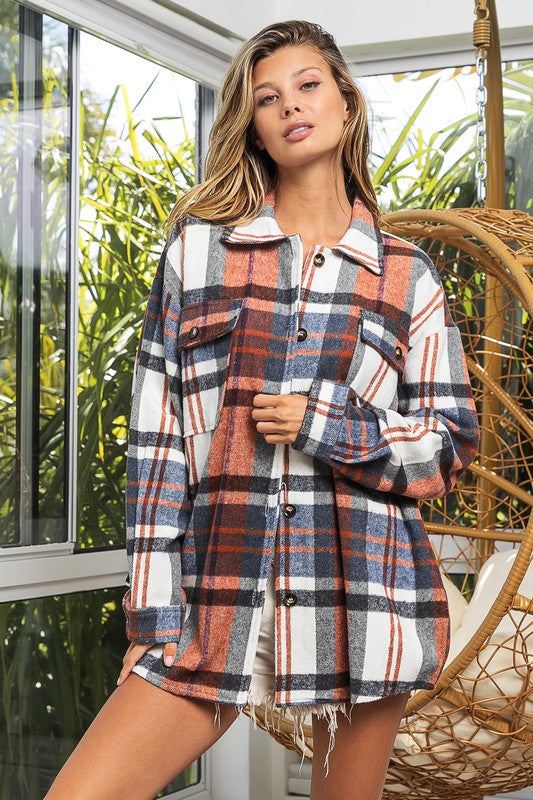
left=165, top=19, right=381, bottom=239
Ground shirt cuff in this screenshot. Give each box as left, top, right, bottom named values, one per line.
left=292, top=377, right=359, bottom=460
left=122, top=588, right=186, bottom=644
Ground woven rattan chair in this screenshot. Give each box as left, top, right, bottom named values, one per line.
left=242, top=206, right=533, bottom=800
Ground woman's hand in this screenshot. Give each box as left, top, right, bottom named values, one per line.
left=117, top=641, right=178, bottom=686
left=251, top=393, right=308, bottom=444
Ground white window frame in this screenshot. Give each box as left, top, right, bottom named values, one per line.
left=19, top=0, right=235, bottom=89
left=348, top=42, right=533, bottom=76
left=0, top=547, right=128, bottom=601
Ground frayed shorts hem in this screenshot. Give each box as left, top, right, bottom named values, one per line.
left=212, top=687, right=355, bottom=778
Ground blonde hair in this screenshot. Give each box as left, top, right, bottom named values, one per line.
left=165, top=19, right=381, bottom=239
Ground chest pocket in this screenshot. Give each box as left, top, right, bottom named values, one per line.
left=347, top=308, right=407, bottom=409
left=177, top=297, right=243, bottom=437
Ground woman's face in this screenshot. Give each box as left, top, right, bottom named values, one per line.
left=251, top=44, right=350, bottom=172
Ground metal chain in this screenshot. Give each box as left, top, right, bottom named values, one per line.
left=474, top=50, right=488, bottom=206
left=473, top=0, right=489, bottom=206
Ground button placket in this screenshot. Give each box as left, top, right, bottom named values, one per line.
left=277, top=483, right=298, bottom=606
left=275, top=238, right=305, bottom=613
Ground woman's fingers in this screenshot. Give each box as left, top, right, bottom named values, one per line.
left=117, top=642, right=150, bottom=686
left=117, top=641, right=178, bottom=686
left=163, top=642, right=177, bottom=667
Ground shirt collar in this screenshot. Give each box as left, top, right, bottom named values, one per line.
left=219, top=187, right=383, bottom=275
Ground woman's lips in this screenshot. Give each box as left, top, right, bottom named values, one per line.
left=283, top=125, right=314, bottom=142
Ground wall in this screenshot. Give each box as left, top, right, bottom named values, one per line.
left=177, top=0, right=533, bottom=56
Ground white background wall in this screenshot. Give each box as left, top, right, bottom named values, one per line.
left=176, top=0, right=533, bottom=61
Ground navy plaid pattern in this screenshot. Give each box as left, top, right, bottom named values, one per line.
left=122, top=188, right=479, bottom=709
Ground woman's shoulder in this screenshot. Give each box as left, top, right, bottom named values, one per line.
left=168, top=212, right=228, bottom=241
left=380, top=226, right=442, bottom=285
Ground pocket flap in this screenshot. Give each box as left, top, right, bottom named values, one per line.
left=178, top=297, right=243, bottom=350
left=359, top=309, right=407, bottom=372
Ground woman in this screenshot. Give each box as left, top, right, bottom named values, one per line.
left=45, top=19, right=480, bottom=800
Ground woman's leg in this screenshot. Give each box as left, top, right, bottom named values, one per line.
left=310, top=691, right=410, bottom=800
left=44, top=673, right=239, bottom=800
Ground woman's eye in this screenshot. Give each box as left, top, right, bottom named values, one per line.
left=258, top=94, right=277, bottom=106
left=257, top=81, right=319, bottom=107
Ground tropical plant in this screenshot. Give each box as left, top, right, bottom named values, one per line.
left=370, top=62, right=533, bottom=213
left=77, top=80, right=195, bottom=548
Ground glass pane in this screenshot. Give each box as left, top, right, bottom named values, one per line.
left=76, top=32, right=196, bottom=549
left=0, top=1, right=69, bottom=548
left=360, top=59, right=533, bottom=213
left=503, top=59, right=533, bottom=213
left=0, top=586, right=200, bottom=798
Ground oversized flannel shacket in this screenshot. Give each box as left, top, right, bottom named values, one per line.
left=122, top=187, right=480, bottom=710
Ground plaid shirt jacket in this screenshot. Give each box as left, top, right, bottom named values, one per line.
left=122, top=189, right=480, bottom=708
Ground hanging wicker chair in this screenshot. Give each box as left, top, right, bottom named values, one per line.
left=241, top=206, right=533, bottom=800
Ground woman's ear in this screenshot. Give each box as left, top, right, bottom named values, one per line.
left=249, top=125, right=265, bottom=150
left=342, top=94, right=351, bottom=123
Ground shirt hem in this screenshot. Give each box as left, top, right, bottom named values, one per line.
left=130, top=663, right=437, bottom=709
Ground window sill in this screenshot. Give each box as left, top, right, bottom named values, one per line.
left=0, top=547, right=128, bottom=602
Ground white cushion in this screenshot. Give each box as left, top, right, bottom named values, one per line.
left=393, top=547, right=533, bottom=777
left=443, top=549, right=533, bottom=720
left=391, top=693, right=528, bottom=785
left=441, top=571, right=468, bottom=635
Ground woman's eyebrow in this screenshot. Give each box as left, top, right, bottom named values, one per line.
left=253, top=66, right=324, bottom=93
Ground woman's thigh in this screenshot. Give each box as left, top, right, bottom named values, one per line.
left=310, top=691, right=410, bottom=800
left=44, top=673, right=239, bottom=800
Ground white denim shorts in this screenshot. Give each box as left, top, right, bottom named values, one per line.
left=212, top=557, right=356, bottom=777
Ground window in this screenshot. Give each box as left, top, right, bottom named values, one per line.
left=0, top=2, right=213, bottom=796
left=76, top=31, right=196, bottom=550
left=0, top=0, right=211, bottom=585
left=357, top=58, right=533, bottom=577
left=358, top=59, right=533, bottom=213
left=0, top=585, right=202, bottom=797
left=0, top=4, right=71, bottom=549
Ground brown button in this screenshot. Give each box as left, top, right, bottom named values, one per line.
left=188, top=326, right=199, bottom=340
left=297, top=328, right=307, bottom=341
left=313, top=253, right=325, bottom=267
left=394, top=345, right=402, bottom=360
left=283, top=592, right=298, bottom=607
left=283, top=504, right=296, bottom=518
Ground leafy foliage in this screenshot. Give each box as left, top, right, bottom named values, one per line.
left=77, top=81, right=194, bottom=547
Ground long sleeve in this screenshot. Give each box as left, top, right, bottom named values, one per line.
left=122, top=223, right=192, bottom=644
left=291, top=250, right=480, bottom=499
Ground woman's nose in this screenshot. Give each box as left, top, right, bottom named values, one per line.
left=282, top=101, right=303, bottom=116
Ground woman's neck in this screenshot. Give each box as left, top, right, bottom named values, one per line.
left=273, top=177, right=352, bottom=253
